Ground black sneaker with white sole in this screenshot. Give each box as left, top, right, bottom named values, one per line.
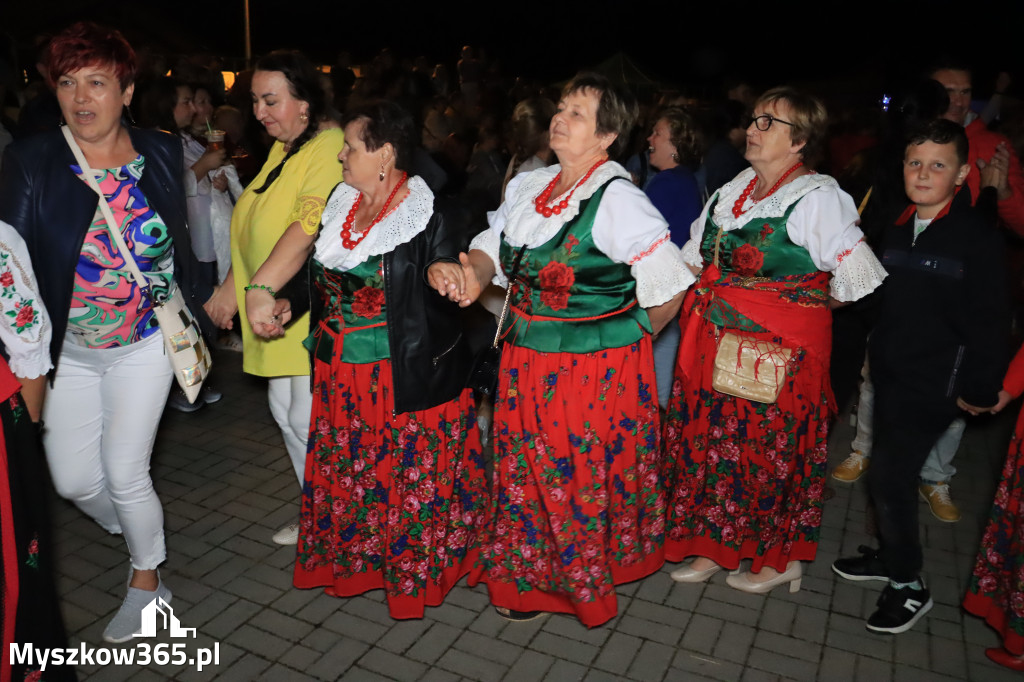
left=832, top=545, right=890, bottom=582
left=865, top=582, right=933, bottom=634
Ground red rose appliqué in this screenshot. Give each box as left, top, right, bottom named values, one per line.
left=14, top=304, right=34, bottom=329
left=731, top=244, right=764, bottom=276
left=351, top=287, right=385, bottom=318
left=0, top=271, right=13, bottom=288
left=537, top=261, right=574, bottom=311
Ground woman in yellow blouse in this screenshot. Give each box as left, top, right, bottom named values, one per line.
left=204, top=51, right=343, bottom=545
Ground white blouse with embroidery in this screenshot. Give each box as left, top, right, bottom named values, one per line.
left=315, top=175, right=435, bottom=271
left=0, top=221, right=52, bottom=378
left=680, top=167, right=886, bottom=302
left=470, top=161, right=694, bottom=308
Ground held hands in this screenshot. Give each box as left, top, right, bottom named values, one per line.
left=245, top=288, right=290, bottom=339
left=203, top=285, right=238, bottom=329
left=427, top=252, right=483, bottom=307
left=957, top=390, right=1012, bottom=416
left=250, top=297, right=292, bottom=339
left=977, top=142, right=1012, bottom=200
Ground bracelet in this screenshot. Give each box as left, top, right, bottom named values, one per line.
left=244, top=283, right=277, bottom=297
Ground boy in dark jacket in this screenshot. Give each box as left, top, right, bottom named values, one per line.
left=833, top=119, right=1009, bottom=634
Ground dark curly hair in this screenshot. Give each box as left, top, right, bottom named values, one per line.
left=341, top=101, right=416, bottom=173
left=655, top=106, right=703, bottom=169
left=253, top=50, right=329, bottom=194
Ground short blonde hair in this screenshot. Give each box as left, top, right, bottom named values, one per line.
left=756, top=86, right=828, bottom=167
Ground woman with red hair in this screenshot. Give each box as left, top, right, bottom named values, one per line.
left=0, top=22, right=212, bottom=643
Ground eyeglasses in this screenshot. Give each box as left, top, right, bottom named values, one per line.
left=749, top=114, right=795, bottom=131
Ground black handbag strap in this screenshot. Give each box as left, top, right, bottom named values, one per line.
left=492, top=245, right=528, bottom=347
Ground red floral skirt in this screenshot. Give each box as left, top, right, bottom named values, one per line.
left=293, top=356, right=488, bottom=619
left=468, top=337, right=666, bottom=627
left=963, top=409, right=1024, bottom=654
left=662, top=319, right=830, bottom=573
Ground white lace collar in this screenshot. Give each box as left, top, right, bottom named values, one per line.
left=498, top=160, right=631, bottom=247
left=710, top=166, right=836, bottom=231
left=315, top=175, right=434, bottom=271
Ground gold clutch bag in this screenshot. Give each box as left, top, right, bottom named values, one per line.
left=711, top=331, right=793, bottom=403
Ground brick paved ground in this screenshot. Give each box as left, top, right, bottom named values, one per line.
left=52, top=350, right=1021, bottom=681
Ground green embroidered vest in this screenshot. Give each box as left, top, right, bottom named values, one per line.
left=307, top=257, right=390, bottom=364
left=497, top=179, right=651, bottom=353
left=697, top=198, right=822, bottom=332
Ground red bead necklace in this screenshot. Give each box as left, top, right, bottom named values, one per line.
left=732, top=162, right=804, bottom=218
left=341, top=172, right=409, bottom=250
left=534, top=158, right=608, bottom=217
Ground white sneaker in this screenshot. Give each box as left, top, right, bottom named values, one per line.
left=103, top=580, right=172, bottom=643
left=272, top=523, right=299, bottom=545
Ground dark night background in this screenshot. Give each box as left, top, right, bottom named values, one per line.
left=4, top=0, right=1024, bottom=100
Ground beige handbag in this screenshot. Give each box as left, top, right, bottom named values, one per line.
left=63, top=126, right=211, bottom=403
left=708, top=225, right=793, bottom=403
left=712, top=331, right=793, bottom=403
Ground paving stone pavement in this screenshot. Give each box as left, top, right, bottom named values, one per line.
left=51, top=350, right=1022, bottom=681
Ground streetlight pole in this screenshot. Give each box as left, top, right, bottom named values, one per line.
left=244, top=0, right=252, bottom=68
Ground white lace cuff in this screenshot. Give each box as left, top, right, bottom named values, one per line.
left=469, top=228, right=505, bottom=286
left=681, top=238, right=704, bottom=269
left=8, top=343, right=52, bottom=379
left=632, top=241, right=695, bottom=307
left=830, top=241, right=887, bottom=301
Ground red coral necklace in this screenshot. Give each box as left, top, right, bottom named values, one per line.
left=534, top=159, right=607, bottom=217
left=341, top=172, right=409, bottom=249
left=732, top=162, right=803, bottom=218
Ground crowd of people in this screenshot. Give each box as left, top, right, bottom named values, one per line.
left=2, top=19, right=1024, bottom=680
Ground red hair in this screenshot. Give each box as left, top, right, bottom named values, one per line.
left=45, top=22, right=136, bottom=91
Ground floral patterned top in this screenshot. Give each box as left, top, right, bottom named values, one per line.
left=69, top=156, right=175, bottom=348
left=0, top=220, right=51, bottom=378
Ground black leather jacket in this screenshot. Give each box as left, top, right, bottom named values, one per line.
left=309, top=195, right=473, bottom=414
left=0, top=127, right=214, bottom=379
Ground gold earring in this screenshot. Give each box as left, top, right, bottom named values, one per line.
left=300, top=112, right=309, bottom=124
left=379, top=162, right=385, bottom=182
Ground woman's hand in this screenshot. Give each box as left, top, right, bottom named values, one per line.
left=245, top=287, right=278, bottom=334
left=645, top=290, right=685, bottom=336
left=192, top=147, right=228, bottom=181
left=455, top=252, right=486, bottom=307
left=250, top=297, right=292, bottom=339
left=203, top=283, right=238, bottom=329
left=991, top=389, right=1015, bottom=414
left=211, top=171, right=228, bottom=192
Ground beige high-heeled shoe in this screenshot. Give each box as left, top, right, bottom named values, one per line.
left=725, top=562, right=802, bottom=594
left=670, top=560, right=741, bottom=583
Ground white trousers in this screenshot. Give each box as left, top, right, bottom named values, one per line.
left=267, top=375, right=312, bottom=484
left=43, top=333, right=173, bottom=570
